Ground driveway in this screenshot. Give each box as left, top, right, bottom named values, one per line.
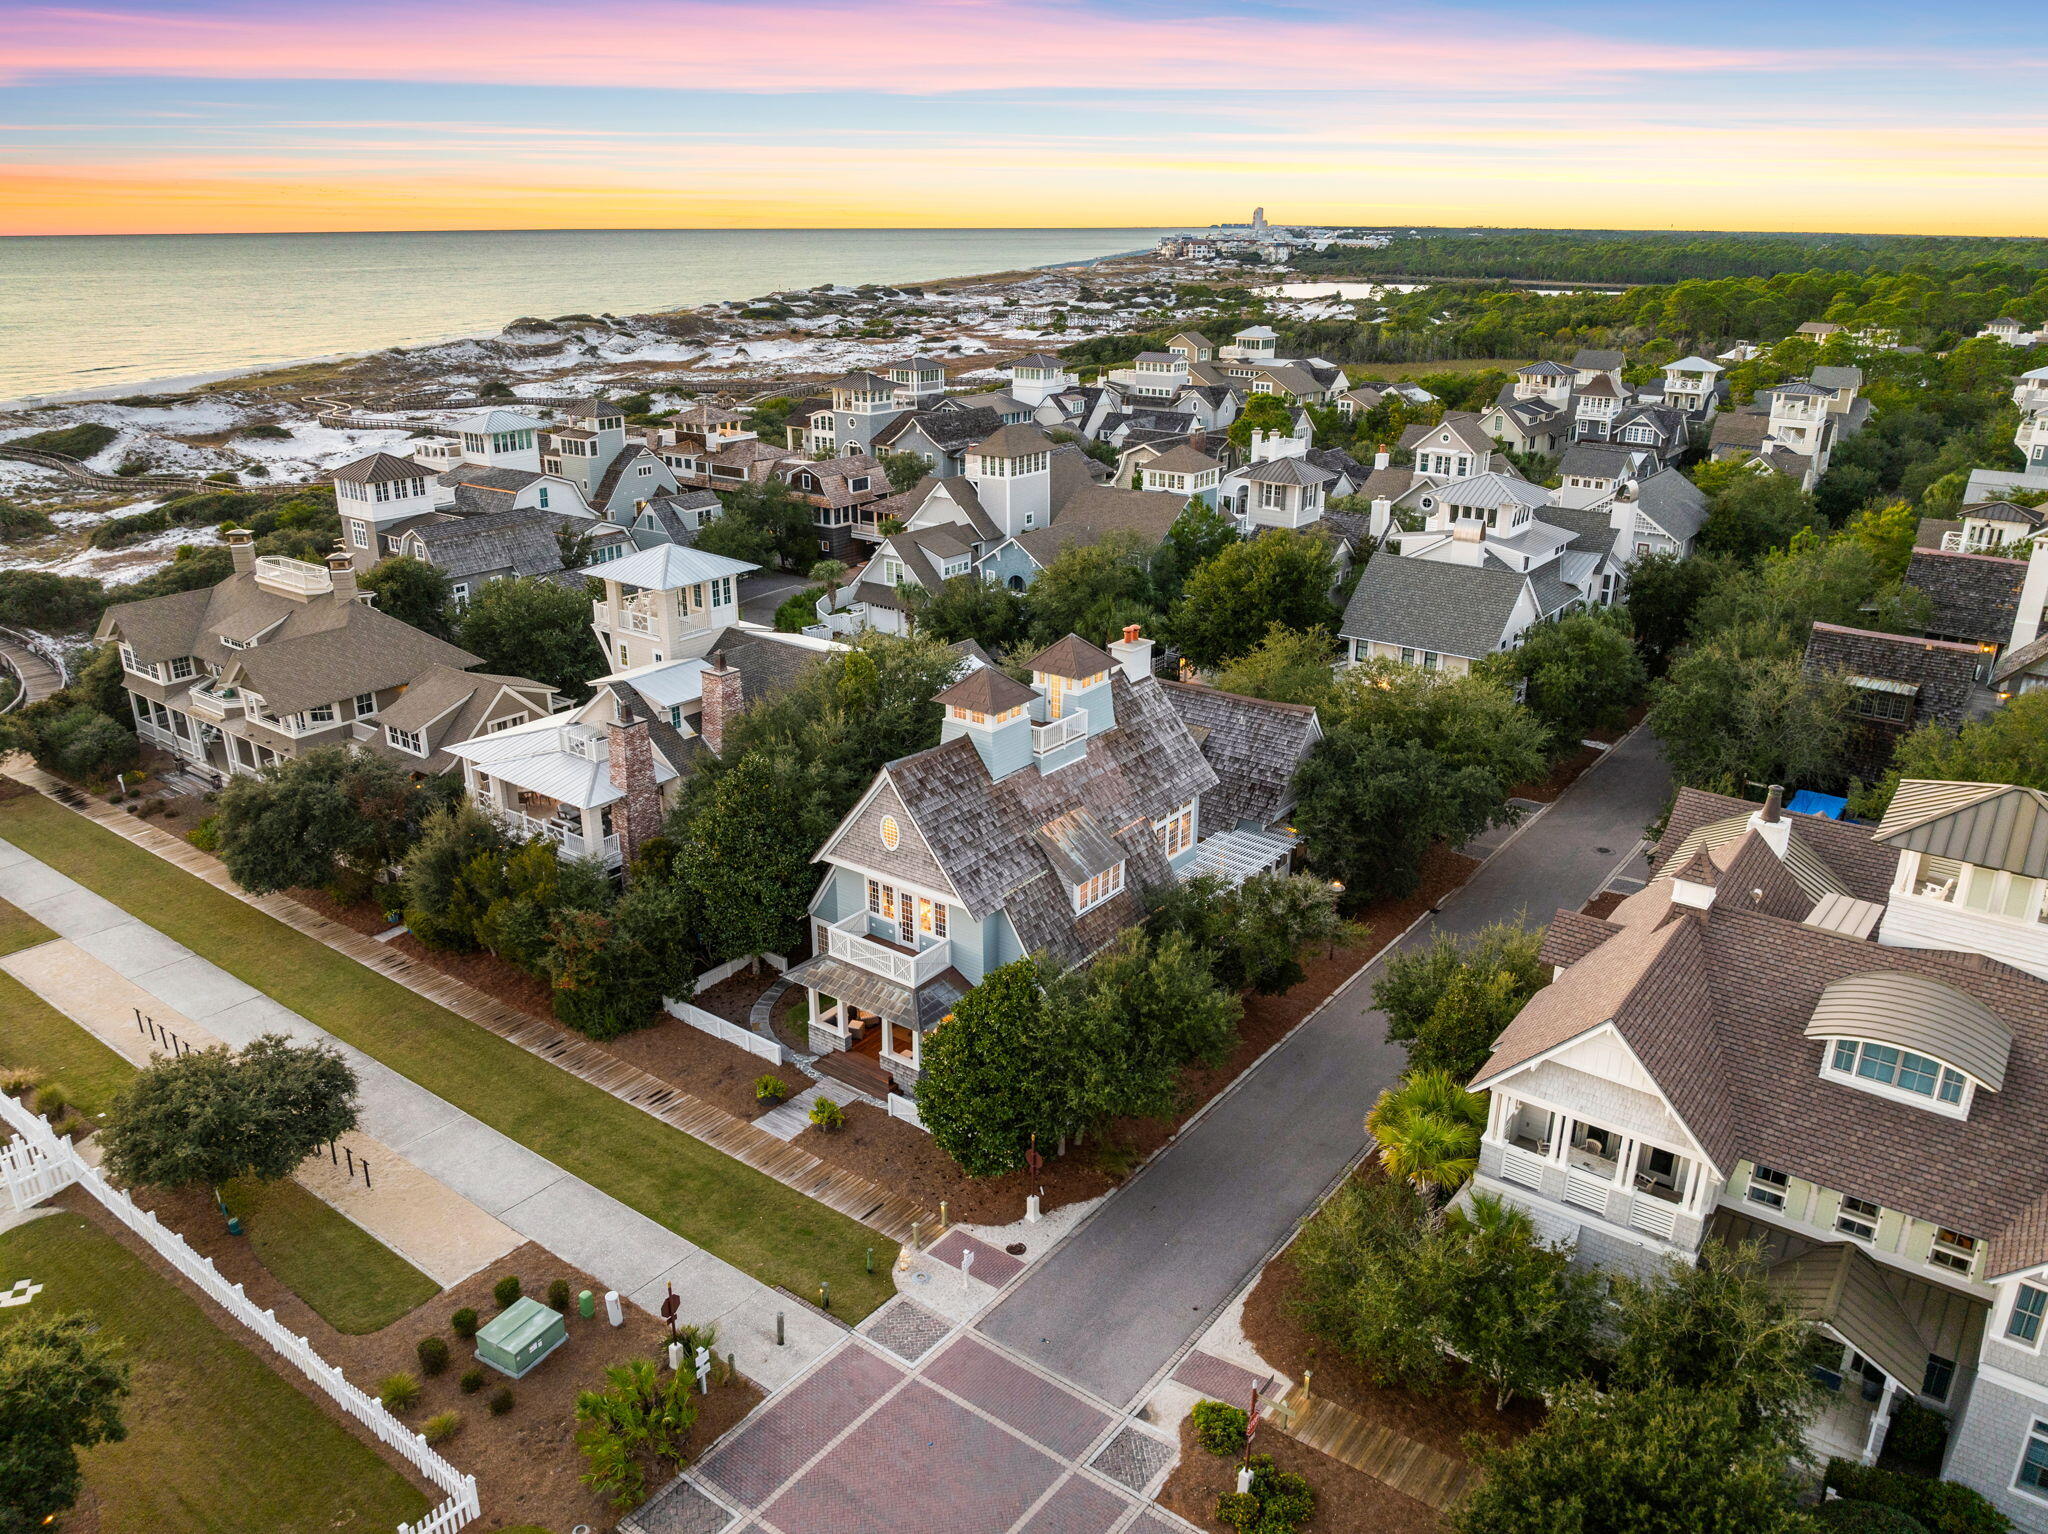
left=976, top=727, right=1674, bottom=1405
left=739, top=570, right=810, bottom=627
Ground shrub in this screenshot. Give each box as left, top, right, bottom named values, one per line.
left=1192, top=1400, right=1249, bottom=1457
left=377, top=1372, right=422, bottom=1412
left=8, top=423, right=119, bottom=459
left=492, top=1274, right=522, bottom=1308
left=488, top=1387, right=515, bottom=1416
left=547, top=1278, right=572, bottom=1312
left=1883, top=1400, right=1951, bottom=1477
left=238, top=423, right=293, bottom=440
left=186, top=815, right=220, bottom=853
left=451, top=1306, right=479, bottom=1339
left=808, top=1096, right=845, bottom=1131
left=415, top=1336, right=449, bottom=1376
left=458, top=1367, right=486, bottom=1395
left=1813, top=1504, right=1930, bottom=1533
left=755, top=1074, right=788, bottom=1104
left=1215, top=1491, right=1261, bottom=1530
left=422, top=1410, right=461, bottom=1445
left=1824, top=1461, right=2012, bottom=1534
left=0, top=1067, right=44, bottom=1097
left=32, top=1084, right=71, bottom=1126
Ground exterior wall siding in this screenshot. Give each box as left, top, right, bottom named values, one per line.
left=1948, top=1374, right=2048, bottom=1532
left=1879, top=894, right=2048, bottom=983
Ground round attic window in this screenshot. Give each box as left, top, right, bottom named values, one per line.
left=1419, top=496, right=1435, bottom=511
left=880, top=815, right=901, bottom=850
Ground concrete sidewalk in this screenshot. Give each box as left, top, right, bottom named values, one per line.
left=0, top=834, right=845, bottom=1389
left=2, top=934, right=520, bottom=1288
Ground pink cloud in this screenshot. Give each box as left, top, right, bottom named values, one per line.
left=2, top=0, right=1791, bottom=94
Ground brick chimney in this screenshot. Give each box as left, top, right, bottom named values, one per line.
left=607, top=702, right=663, bottom=873
left=225, top=527, right=255, bottom=574
left=326, top=543, right=359, bottom=601
left=699, top=650, right=743, bottom=757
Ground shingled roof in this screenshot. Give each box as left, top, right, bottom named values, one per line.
left=1340, top=555, right=1527, bottom=661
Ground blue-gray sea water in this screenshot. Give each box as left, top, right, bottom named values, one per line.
left=0, top=227, right=1169, bottom=400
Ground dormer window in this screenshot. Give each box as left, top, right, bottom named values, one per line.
left=1073, top=861, right=1125, bottom=913
left=385, top=724, right=424, bottom=756
left=1827, top=1038, right=1970, bottom=1111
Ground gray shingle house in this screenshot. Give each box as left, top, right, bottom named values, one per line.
left=785, top=628, right=1319, bottom=1102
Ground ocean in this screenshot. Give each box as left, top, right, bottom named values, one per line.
left=0, top=227, right=1170, bottom=403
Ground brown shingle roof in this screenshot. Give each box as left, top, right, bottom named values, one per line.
left=1024, top=634, right=1116, bottom=680
left=332, top=452, right=428, bottom=485
left=933, top=667, right=1038, bottom=716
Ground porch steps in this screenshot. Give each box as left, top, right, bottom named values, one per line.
left=1265, top=1385, right=1480, bottom=1510
left=5, top=764, right=933, bottom=1247
left=813, top=1049, right=893, bottom=1101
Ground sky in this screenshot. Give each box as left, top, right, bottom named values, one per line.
left=1, top=0, right=2044, bottom=238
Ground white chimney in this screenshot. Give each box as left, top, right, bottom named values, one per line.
left=1373, top=444, right=1391, bottom=471
left=1107, top=624, right=1155, bottom=683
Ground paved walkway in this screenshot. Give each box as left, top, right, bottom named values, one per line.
left=978, top=726, right=1674, bottom=1406
left=11, top=763, right=928, bottom=1244
left=627, top=1296, right=1200, bottom=1534
left=0, top=833, right=846, bottom=1390
left=1, top=933, right=520, bottom=1287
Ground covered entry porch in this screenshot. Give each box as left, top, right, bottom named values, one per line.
left=781, top=951, right=964, bottom=1105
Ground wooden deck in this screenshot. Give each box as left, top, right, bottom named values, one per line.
left=1267, top=1384, right=1481, bottom=1510
left=7, top=765, right=931, bottom=1245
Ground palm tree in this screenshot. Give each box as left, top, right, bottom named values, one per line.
left=1366, top=1068, right=1487, bottom=1203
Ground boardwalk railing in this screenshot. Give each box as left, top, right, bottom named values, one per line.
left=0, top=625, right=68, bottom=713
left=0, top=1093, right=480, bottom=1534
left=0, top=444, right=313, bottom=499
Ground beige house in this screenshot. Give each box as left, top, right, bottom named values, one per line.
left=97, top=531, right=552, bottom=784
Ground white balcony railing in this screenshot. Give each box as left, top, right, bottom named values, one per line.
left=1500, top=1146, right=1547, bottom=1191
left=617, top=609, right=656, bottom=635
left=1563, top=1168, right=1613, bottom=1216
left=1631, top=1197, right=1680, bottom=1240
left=1032, top=709, right=1087, bottom=755
left=826, top=911, right=951, bottom=988
left=490, top=805, right=620, bottom=865
left=185, top=681, right=244, bottom=719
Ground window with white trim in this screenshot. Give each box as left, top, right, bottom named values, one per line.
left=2008, top=1284, right=2048, bottom=1346
left=1826, top=1037, right=1969, bottom=1108
left=349, top=519, right=371, bottom=549
left=305, top=702, right=336, bottom=726
left=451, top=582, right=470, bottom=608
left=1929, top=1228, right=1980, bottom=1275
left=2018, top=1420, right=2048, bottom=1499
left=168, top=655, right=196, bottom=680
left=354, top=692, right=377, bottom=718
left=1836, top=1194, right=1882, bottom=1241
left=1073, top=861, right=1125, bottom=913
left=118, top=643, right=140, bottom=674
left=1745, top=1164, right=1789, bottom=1210
left=385, top=724, right=424, bottom=755
left=1155, top=802, right=1195, bottom=859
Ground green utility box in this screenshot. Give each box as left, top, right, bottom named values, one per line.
left=474, top=1297, right=567, bottom=1379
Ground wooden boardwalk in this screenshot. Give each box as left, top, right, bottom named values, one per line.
left=0, top=631, right=64, bottom=711
left=1267, top=1385, right=1480, bottom=1511
left=7, top=765, right=931, bottom=1245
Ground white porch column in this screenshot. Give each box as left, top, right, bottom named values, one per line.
left=1860, top=1378, right=1901, bottom=1465
left=1613, top=1136, right=1639, bottom=1189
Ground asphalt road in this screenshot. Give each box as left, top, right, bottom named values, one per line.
left=738, top=571, right=809, bottom=628
left=975, top=725, right=1675, bottom=1406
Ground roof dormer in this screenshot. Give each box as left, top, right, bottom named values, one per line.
left=1805, top=970, right=2010, bottom=1120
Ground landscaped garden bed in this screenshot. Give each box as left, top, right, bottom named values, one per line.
left=1156, top=1414, right=1442, bottom=1534
left=1239, top=1243, right=1543, bottom=1460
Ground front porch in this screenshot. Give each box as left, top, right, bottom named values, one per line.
left=782, top=947, right=965, bottom=1106
left=1482, top=1087, right=1715, bottom=1251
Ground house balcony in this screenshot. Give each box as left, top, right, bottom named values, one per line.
left=825, top=911, right=952, bottom=988
left=482, top=801, right=620, bottom=865
left=1486, top=1098, right=1709, bottom=1249
left=185, top=680, right=245, bottom=720
left=1031, top=710, right=1087, bottom=755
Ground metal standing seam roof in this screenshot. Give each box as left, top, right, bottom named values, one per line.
left=579, top=541, right=757, bottom=589
left=1804, top=970, right=2014, bottom=1090
left=1874, top=781, right=2048, bottom=879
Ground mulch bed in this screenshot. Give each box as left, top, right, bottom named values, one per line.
left=1155, top=1416, right=1443, bottom=1534
left=602, top=1013, right=783, bottom=1123
left=289, top=884, right=397, bottom=938
left=1239, top=1245, right=1543, bottom=1460
left=80, top=1185, right=760, bottom=1533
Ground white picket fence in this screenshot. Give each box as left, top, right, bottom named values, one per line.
left=692, top=951, right=788, bottom=992
left=662, top=997, right=786, bottom=1064
left=0, top=1095, right=480, bottom=1534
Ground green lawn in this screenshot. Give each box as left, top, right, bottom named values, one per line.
left=0, top=969, right=134, bottom=1121
left=224, top=1176, right=442, bottom=1333
left=0, top=1212, right=431, bottom=1534
left=0, top=792, right=898, bottom=1317
left=0, top=960, right=438, bottom=1330
left=0, top=893, right=55, bottom=956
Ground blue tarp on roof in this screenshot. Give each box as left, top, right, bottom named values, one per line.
left=1787, top=790, right=1848, bottom=820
